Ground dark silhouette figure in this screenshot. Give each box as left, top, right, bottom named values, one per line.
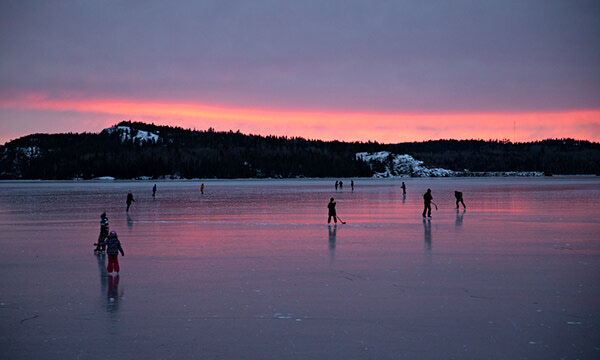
left=401, top=182, right=406, bottom=195
left=455, top=191, right=466, bottom=210
left=94, top=212, right=109, bottom=253
left=200, top=183, right=205, bottom=194
left=339, top=181, right=343, bottom=190
left=351, top=180, right=354, bottom=191
left=327, top=197, right=337, bottom=224
left=126, top=191, right=135, bottom=212
left=152, top=184, right=156, bottom=197
left=335, top=181, right=339, bottom=191
left=422, top=188, right=433, bottom=218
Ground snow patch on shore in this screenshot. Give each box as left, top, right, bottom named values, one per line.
left=103, top=126, right=160, bottom=144
left=356, top=151, right=544, bottom=177
left=356, top=151, right=454, bottom=177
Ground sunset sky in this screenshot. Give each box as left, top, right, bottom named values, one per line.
left=1, top=0, right=599, bottom=145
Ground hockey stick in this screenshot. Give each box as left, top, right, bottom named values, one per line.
left=336, top=216, right=347, bottom=224
left=431, top=201, right=438, bottom=210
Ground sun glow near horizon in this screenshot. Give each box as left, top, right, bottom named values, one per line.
left=0, top=93, right=599, bottom=144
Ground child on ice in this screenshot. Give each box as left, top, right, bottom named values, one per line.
left=105, top=231, right=125, bottom=274
left=94, top=212, right=109, bottom=253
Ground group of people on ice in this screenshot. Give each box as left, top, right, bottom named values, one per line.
left=418, top=187, right=467, bottom=219
left=95, top=182, right=467, bottom=273
left=329, top=182, right=467, bottom=222
left=94, top=212, right=125, bottom=273
left=334, top=180, right=354, bottom=191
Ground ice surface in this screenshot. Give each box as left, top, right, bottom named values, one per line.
left=1, top=177, right=599, bottom=359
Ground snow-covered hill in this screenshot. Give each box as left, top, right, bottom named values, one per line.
left=103, top=125, right=160, bottom=144
left=356, top=151, right=543, bottom=177
left=356, top=151, right=454, bottom=177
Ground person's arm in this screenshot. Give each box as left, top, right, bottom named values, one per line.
left=118, top=240, right=125, bottom=256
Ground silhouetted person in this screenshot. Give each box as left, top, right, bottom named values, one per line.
left=339, top=181, right=343, bottom=190
left=201, top=183, right=205, bottom=194
left=152, top=184, right=156, bottom=197
left=351, top=180, right=354, bottom=191
left=401, top=182, right=406, bottom=195
left=126, top=191, right=135, bottom=212
left=422, top=188, right=433, bottom=218
left=455, top=191, right=466, bottom=210
left=94, top=212, right=109, bottom=253
left=335, top=181, right=339, bottom=191
left=327, top=197, right=337, bottom=224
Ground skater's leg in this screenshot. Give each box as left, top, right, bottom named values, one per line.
left=107, top=255, right=115, bottom=273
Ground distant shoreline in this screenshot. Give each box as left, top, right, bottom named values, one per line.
left=1, top=174, right=598, bottom=183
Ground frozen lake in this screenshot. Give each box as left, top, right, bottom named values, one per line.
left=1, top=177, right=599, bottom=359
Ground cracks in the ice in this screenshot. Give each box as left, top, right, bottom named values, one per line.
left=339, top=271, right=365, bottom=281
left=463, top=289, right=494, bottom=300
left=19, top=314, right=39, bottom=324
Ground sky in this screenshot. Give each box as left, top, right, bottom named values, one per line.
left=1, top=0, right=599, bottom=145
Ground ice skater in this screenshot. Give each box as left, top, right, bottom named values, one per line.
left=152, top=184, right=156, bottom=197
left=401, top=181, right=406, bottom=195
left=339, top=180, right=343, bottom=190
left=335, top=181, right=339, bottom=191
left=126, top=191, right=135, bottom=212
left=455, top=191, right=466, bottom=210
left=94, top=212, right=109, bottom=253
left=327, top=197, right=337, bottom=224
left=351, top=180, right=354, bottom=191
left=106, top=231, right=125, bottom=274
left=422, top=188, right=433, bottom=218
left=200, top=183, right=205, bottom=194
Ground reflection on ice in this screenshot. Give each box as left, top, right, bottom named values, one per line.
left=328, top=224, right=337, bottom=265
left=455, top=209, right=465, bottom=229
left=106, top=275, right=122, bottom=314
left=95, top=253, right=123, bottom=314
left=422, top=218, right=432, bottom=251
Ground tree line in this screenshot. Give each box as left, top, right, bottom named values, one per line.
left=1, top=121, right=598, bottom=179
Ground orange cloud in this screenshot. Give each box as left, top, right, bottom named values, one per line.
left=1, top=92, right=599, bottom=143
